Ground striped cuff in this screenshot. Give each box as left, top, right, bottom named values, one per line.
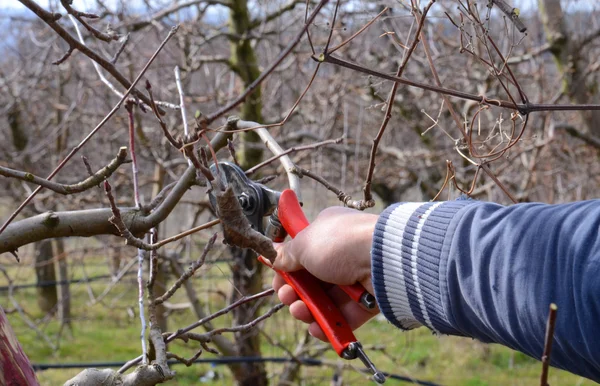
left=371, top=201, right=473, bottom=334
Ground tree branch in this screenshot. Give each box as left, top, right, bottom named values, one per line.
left=0, top=147, right=128, bottom=195
left=121, top=0, right=232, bottom=31
left=60, top=0, right=118, bottom=42
left=154, top=234, right=216, bottom=305
left=0, top=164, right=196, bottom=254
left=248, top=0, right=302, bottom=30
left=0, top=126, right=234, bottom=254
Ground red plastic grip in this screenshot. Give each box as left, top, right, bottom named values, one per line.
left=275, top=269, right=356, bottom=355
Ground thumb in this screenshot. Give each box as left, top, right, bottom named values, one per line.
left=273, top=241, right=303, bottom=272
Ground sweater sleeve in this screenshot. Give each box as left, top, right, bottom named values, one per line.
left=371, top=200, right=600, bottom=383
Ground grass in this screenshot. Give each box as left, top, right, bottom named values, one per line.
left=0, top=252, right=593, bottom=386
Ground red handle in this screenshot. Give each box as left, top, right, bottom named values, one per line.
left=277, top=190, right=371, bottom=305
left=273, top=268, right=356, bottom=355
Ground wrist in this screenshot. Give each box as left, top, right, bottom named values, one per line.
left=355, top=213, right=378, bottom=295
left=371, top=201, right=474, bottom=332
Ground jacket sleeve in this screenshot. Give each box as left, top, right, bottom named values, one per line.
left=371, top=200, right=600, bottom=382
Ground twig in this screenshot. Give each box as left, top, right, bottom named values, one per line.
left=138, top=244, right=149, bottom=364
left=120, top=289, right=276, bottom=373
left=141, top=181, right=178, bottom=213
left=0, top=147, right=128, bottom=195
left=323, top=0, right=341, bottom=54
left=154, top=234, right=217, bottom=305
left=68, top=15, right=123, bottom=100
left=81, top=156, right=95, bottom=177
left=52, top=46, right=75, bottom=65
left=180, top=303, right=284, bottom=340
left=167, top=350, right=204, bottom=367
left=246, top=137, right=343, bottom=176
left=104, top=180, right=220, bottom=251
left=489, top=0, right=527, bottom=33
left=111, top=33, right=130, bottom=64
left=360, top=0, right=436, bottom=208
left=227, top=139, right=240, bottom=166
left=174, top=66, right=191, bottom=141
left=166, top=288, right=275, bottom=341
left=60, top=0, right=118, bottom=42
left=165, top=304, right=284, bottom=359
left=294, top=167, right=367, bottom=209
left=167, top=334, right=219, bottom=355
left=146, top=81, right=182, bottom=149
left=126, top=103, right=142, bottom=208
left=0, top=25, right=178, bottom=237
left=540, top=303, right=558, bottom=386
left=319, top=54, right=600, bottom=114
left=327, top=7, right=389, bottom=54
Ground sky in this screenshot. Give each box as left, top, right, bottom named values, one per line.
left=1, top=0, right=595, bottom=20
left=0, top=0, right=569, bottom=12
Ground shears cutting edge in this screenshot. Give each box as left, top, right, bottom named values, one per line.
left=209, top=162, right=385, bottom=384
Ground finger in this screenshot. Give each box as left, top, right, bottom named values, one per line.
left=326, top=286, right=379, bottom=330
left=277, top=284, right=299, bottom=306
left=272, top=273, right=287, bottom=293
left=273, top=241, right=303, bottom=272
left=289, top=300, right=314, bottom=324
left=308, top=322, right=327, bottom=342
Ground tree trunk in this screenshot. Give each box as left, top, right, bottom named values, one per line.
left=538, top=0, right=600, bottom=137
left=54, top=239, right=71, bottom=332
left=229, top=248, right=267, bottom=386
left=0, top=306, right=40, bottom=386
left=35, top=239, right=58, bottom=315
left=228, top=1, right=267, bottom=384
left=229, top=0, right=264, bottom=170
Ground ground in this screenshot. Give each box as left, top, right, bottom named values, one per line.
left=0, top=252, right=592, bottom=386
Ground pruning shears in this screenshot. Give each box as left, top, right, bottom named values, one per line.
left=209, top=161, right=385, bottom=384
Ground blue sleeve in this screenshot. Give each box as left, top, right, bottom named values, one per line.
left=371, top=200, right=600, bottom=382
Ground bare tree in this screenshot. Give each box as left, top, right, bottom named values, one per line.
left=1, top=0, right=600, bottom=385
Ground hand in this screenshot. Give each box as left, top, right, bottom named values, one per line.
left=272, top=206, right=380, bottom=341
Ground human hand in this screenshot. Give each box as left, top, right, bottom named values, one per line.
left=272, top=206, right=380, bottom=341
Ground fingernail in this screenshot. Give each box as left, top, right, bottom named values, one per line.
left=257, top=255, right=273, bottom=268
